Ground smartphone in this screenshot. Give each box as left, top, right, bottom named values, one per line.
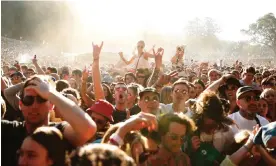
left=34, top=55, right=37, bottom=59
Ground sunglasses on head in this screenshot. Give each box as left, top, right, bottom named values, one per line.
left=242, top=95, right=260, bottom=102
left=22, top=95, right=47, bottom=106
left=139, top=148, right=159, bottom=164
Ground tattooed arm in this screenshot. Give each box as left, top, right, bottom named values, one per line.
left=147, top=68, right=161, bottom=87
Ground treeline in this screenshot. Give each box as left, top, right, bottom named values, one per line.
left=1, top=1, right=74, bottom=51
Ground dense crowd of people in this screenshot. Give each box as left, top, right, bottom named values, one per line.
left=1, top=39, right=276, bottom=166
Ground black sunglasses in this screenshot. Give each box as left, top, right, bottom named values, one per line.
left=22, top=95, right=47, bottom=106
left=242, top=95, right=260, bottom=102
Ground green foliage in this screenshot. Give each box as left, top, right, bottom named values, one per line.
left=242, top=13, right=276, bottom=56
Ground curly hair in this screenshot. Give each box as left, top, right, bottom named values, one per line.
left=192, top=91, right=234, bottom=132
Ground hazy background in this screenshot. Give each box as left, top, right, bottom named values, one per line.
left=1, top=0, right=276, bottom=65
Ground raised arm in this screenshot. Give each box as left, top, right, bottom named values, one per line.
left=25, top=77, right=96, bottom=147
left=147, top=47, right=164, bottom=87
left=119, top=52, right=136, bottom=65
left=32, top=55, right=45, bottom=75
left=144, top=45, right=156, bottom=58
left=3, top=82, right=24, bottom=111
left=1, top=77, right=8, bottom=91
left=204, top=74, right=234, bottom=92
left=92, top=42, right=105, bottom=100
left=80, top=68, right=95, bottom=107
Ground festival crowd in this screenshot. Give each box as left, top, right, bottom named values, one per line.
left=1, top=40, right=276, bottom=166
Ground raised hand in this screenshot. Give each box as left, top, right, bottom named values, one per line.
left=153, top=47, right=164, bottom=68
left=125, top=112, right=158, bottom=132
left=118, top=52, right=124, bottom=58
left=24, top=76, right=55, bottom=100
left=82, top=67, right=89, bottom=81
left=191, top=136, right=201, bottom=151
left=92, top=42, right=103, bottom=61
left=157, top=70, right=178, bottom=86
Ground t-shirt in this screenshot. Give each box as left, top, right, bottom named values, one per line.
left=1, top=120, right=68, bottom=166
left=228, top=111, right=269, bottom=130
left=129, top=104, right=141, bottom=115
left=112, top=108, right=128, bottom=124
left=160, top=103, right=193, bottom=118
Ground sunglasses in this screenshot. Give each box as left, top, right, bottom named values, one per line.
left=137, top=45, right=144, bottom=49
left=242, top=95, right=260, bottom=102
left=91, top=117, right=106, bottom=126
left=143, top=96, right=160, bottom=102
left=226, top=86, right=237, bottom=91
left=22, top=95, right=47, bottom=106
left=174, top=89, right=188, bottom=95
left=139, top=149, right=159, bottom=164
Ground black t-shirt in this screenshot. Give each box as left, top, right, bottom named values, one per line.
left=129, top=104, right=141, bottom=115
left=112, top=108, right=128, bottom=124
left=1, top=120, right=68, bottom=166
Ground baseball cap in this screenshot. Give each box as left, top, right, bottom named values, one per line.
left=87, top=99, right=114, bottom=122
left=236, top=86, right=262, bottom=100
left=253, top=122, right=276, bottom=147
left=10, top=71, right=25, bottom=79
left=139, top=87, right=159, bottom=99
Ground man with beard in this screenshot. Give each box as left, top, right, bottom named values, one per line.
left=1, top=75, right=96, bottom=166
left=228, top=86, right=269, bottom=130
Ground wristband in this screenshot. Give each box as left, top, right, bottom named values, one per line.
left=109, top=133, right=124, bottom=146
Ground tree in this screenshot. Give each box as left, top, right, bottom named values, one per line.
left=183, top=17, right=221, bottom=59
left=1, top=1, right=75, bottom=51
left=242, top=13, right=276, bottom=57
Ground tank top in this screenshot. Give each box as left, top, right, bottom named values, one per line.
left=128, top=53, right=150, bottom=70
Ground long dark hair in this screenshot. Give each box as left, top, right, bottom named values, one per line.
left=102, top=83, right=114, bottom=104
left=30, top=127, right=66, bottom=166
left=192, top=91, right=234, bottom=132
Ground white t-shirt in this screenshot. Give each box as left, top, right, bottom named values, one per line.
left=160, top=103, right=193, bottom=118
left=228, top=111, right=269, bottom=130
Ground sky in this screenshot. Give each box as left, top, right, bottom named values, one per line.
left=66, top=0, right=276, bottom=54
